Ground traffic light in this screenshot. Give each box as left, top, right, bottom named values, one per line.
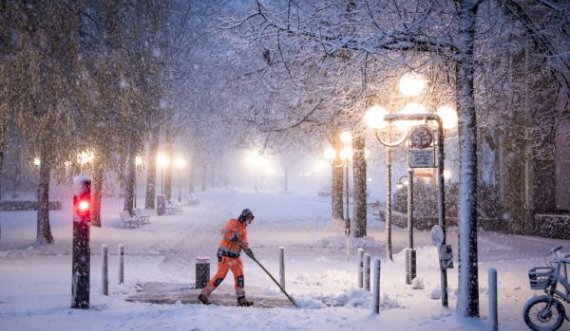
left=71, top=176, right=91, bottom=309
left=78, top=200, right=89, bottom=212
left=74, top=196, right=90, bottom=219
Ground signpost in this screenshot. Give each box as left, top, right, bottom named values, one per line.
left=409, top=148, right=435, bottom=168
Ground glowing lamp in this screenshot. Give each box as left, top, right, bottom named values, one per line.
left=340, top=131, right=352, bottom=144
left=323, top=147, right=336, bottom=161
left=364, top=105, right=388, bottom=129
left=78, top=200, right=90, bottom=212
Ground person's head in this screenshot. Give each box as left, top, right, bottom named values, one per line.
left=238, top=208, right=255, bottom=225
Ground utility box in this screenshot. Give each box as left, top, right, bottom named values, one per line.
left=438, top=244, right=454, bottom=270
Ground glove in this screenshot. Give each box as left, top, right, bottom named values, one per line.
left=244, top=248, right=254, bottom=259
left=230, top=234, right=239, bottom=242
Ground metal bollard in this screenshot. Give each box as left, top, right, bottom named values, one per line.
left=118, top=244, right=124, bottom=285
left=279, top=247, right=285, bottom=290
left=364, top=254, right=371, bottom=291
left=358, top=248, right=364, bottom=288
left=406, top=248, right=416, bottom=285
left=102, top=244, right=108, bottom=295
left=195, top=257, right=210, bottom=289
left=372, top=258, right=381, bottom=314
left=489, top=268, right=498, bottom=331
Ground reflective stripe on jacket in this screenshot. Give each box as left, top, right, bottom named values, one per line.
left=218, top=218, right=248, bottom=257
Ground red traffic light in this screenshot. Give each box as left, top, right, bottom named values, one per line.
left=78, top=200, right=90, bottom=212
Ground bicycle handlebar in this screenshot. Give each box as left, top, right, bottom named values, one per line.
left=550, top=245, right=563, bottom=255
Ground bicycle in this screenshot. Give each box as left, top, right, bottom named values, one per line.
left=524, top=245, right=570, bottom=331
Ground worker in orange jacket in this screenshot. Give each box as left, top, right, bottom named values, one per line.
left=198, top=209, right=255, bottom=306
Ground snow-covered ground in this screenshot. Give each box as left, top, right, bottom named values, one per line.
left=1, top=189, right=568, bottom=331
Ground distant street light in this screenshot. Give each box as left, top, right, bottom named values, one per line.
left=396, top=175, right=409, bottom=190
left=78, top=151, right=94, bottom=166
left=399, top=72, right=428, bottom=97
left=174, top=156, right=186, bottom=202
left=245, top=150, right=269, bottom=192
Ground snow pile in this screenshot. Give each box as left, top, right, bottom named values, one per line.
left=411, top=277, right=424, bottom=290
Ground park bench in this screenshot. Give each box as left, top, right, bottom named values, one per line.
left=133, top=208, right=151, bottom=224
left=165, top=201, right=181, bottom=214
left=120, top=210, right=140, bottom=228
left=185, top=194, right=200, bottom=206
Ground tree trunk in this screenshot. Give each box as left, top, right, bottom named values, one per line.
left=331, top=134, right=344, bottom=221
left=164, top=123, right=173, bottom=201
left=0, top=122, right=6, bottom=241
left=12, top=134, right=22, bottom=198
left=123, top=141, right=136, bottom=216
left=145, top=126, right=160, bottom=209
left=332, top=167, right=343, bottom=220
left=118, top=150, right=127, bottom=198
left=456, top=0, right=480, bottom=318
left=91, top=152, right=105, bottom=227
left=352, top=133, right=367, bottom=238
left=36, top=146, right=53, bottom=245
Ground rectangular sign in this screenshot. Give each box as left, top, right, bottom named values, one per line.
left=409, top=148, right=436, bottom=168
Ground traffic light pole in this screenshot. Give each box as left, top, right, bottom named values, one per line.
left=71, top=175, right=91, bottom=309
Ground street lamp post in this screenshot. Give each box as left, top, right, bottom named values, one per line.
left=324, top=131, right=353, bottom=261
left=383, top=112, right=450, bottom=306
left=406, top=168, right=415, bottom=284
left=364, top=72, right=457, bottom=307
left=395, top=171, right=417, bottom=284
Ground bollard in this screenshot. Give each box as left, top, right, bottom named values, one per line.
left=118, top=244, right=124, bottom=285
left=364, top=254, right=371, bottom=291
left=279, top=247, right=285, bottom=290
left=489, top=268, right=498, bottom=331
left=358, top=248, right=364, bottom=288
left=372, top=258, right=381, bottom=314
left=195, top=257, right=210, bottom=289
left=102, top=244, right=108, bottom=295
left=406, top=248, right=416, bottom=285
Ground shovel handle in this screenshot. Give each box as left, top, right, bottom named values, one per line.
left=236, top=241, right=298, bottom=307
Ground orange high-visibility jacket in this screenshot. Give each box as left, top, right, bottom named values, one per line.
left=219, top=218, right=248, bottom=256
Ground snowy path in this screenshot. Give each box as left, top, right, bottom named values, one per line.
left=1, top=189, right=569, bottom=330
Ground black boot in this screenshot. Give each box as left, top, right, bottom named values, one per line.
left=198, top=294, right=211, bottom=305
left=237, top=296, right=253, bottom=307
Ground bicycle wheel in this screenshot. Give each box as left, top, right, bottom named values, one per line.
left=523, top=296, right=565, bottom=331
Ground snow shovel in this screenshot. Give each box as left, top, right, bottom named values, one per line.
left=238, top=242, right=298, bottom=307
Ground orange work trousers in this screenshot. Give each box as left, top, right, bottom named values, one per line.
left=201, top=255, right=245, bottom=298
